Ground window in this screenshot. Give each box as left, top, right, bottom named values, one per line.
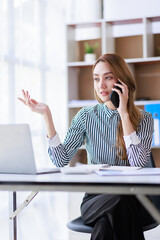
left=0, top=0, right=68, bottom=239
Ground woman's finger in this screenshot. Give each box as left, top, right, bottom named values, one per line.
left=30, top=98, right=37, bottom=104
left=17, top=97, right=26, bottom=105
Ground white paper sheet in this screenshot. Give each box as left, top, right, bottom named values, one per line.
left=95, top=167, right=160, bottom=176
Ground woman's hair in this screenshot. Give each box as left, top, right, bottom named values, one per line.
left=93, top=53, right=142, bottom=160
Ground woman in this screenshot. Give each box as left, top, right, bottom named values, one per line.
left=18, top=53, right=155, bottom=239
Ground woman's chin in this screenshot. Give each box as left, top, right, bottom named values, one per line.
left=98, top=95, right=109, bottom=102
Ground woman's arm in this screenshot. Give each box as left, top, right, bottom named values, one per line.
left=125, top=113, right=153, bottom=167
left=18, top=90, right=86, bottom=167
left=48, top=108, right=86, bottom=167
left=113, top=81, right=153, bottom=167
left=18, top=90, right=56, bottom=138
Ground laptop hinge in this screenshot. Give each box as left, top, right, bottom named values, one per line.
left=10, top=191, right=38, bottom=220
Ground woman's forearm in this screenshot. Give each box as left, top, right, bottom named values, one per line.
left=121, top=113, right=135, bottom=136
left=43, top=107, right=56, bottom=139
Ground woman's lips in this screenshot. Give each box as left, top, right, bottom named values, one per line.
left=100, top=91, right=109, bottom=96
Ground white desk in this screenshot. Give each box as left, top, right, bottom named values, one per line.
left=0, top=169, right=160, bottom=240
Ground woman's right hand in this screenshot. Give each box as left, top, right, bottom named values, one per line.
left=18, top=90, right=56, bottom=138
left=18, top=90, right=49, bottom=116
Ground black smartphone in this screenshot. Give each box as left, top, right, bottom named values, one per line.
left=109, top=81, right=122, bottom=108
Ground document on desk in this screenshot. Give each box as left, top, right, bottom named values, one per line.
left=95, top=166, right=141, bottom=176
left=95, top=167, right=160, bottom=176
left=60, top=165, right=141, bottom=175
left=61, top=164, right=103, bottom=174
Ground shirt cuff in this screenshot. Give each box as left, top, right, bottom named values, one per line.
left=46, top=133, right=61, bottom=148
left=123, top=131, right=140, bottom=148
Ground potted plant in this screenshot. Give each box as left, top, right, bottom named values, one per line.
left=84, top=42, right=99, bottom=62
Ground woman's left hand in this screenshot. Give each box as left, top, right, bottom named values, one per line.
left=112, top=79, right=129, bottom=117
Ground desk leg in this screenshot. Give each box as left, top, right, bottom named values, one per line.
left=136, top=194, right=160, bottom=224
left=9, top=192, right=17, bottom=240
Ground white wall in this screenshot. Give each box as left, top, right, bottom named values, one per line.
left=104, top=0, right=160, bottom=20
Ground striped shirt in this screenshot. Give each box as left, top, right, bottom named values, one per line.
left=48, top=103, right=153, bottom=168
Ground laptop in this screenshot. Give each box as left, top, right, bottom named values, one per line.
left=0, top=124, right=60, bottom=174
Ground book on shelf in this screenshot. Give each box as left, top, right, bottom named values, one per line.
left=145, top=104, right=160, bottom=147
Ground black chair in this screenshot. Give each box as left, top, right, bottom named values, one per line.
left=144, top=151, right=155, bottom=168
left=67, top=216, right=159, bottom=234
left=67, top=152, right=159, bottom=235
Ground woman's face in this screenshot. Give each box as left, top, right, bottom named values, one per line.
left=93, top=61, right=118, bottom=107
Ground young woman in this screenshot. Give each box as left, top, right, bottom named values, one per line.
left=18, top=53, right=155, bottom=240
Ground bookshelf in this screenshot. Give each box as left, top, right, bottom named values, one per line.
left=66, top=15, right=160, bottom=167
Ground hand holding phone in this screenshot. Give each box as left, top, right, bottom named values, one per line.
left=109, top=81, right=122, bottom=108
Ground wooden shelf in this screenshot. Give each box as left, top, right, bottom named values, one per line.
left=126, top=57, right=160, bottom=63
left=66, top=19, right=103, bottom=27
left=135, top=100, right=160, bottom=106
left=68, top=57, right=160, bottom=67
left=68, top=100, right=98, bottom=108
left=66, top=12, right=160, bottom=163
left=67, top=62, right=94, bottom=67
left=68, top=100, right=160, bottom=109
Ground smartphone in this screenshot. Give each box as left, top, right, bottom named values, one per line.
left=109, top=81, right=122, bottom=108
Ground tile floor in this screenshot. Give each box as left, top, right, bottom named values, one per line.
left=144, top=225, right=160, bottom=240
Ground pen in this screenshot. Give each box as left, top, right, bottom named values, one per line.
left=100, top=164, right=110, bottom=168
left=99, top=164, right=110, bottom=170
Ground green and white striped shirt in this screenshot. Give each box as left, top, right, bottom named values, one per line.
left=48, top=103, right=153, bottom=167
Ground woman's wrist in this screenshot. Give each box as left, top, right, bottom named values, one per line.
left=43, top=106, right=56, bottom=138
left=121, top=112, right=135, bottom=136
left=43, top=105, right=52, bottom=119
left=120, top=112, right=130, bottom=121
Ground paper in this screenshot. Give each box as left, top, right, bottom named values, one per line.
left=61, top=164, right=102, bottom=174
left=95, top=167, right=160, bottom=176
left=61, top=165, right=141, bottom=175
left=99, top=166, right=141, bottom=171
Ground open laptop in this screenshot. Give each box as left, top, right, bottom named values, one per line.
left=0, top=124, right=60, bottom=174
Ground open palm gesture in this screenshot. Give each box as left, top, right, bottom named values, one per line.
left=18, top=90, right=48, bottom=116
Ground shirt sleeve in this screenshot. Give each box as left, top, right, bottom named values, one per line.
left=46, top=133, right=61, bottom=147
left=123, top=111, right=154, bottom=167
left=48, top=108, right=86, bottom=167
left=123, top=131, right=140, bottom=148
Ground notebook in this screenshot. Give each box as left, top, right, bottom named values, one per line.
left=0, top=124, right=60, bottom=174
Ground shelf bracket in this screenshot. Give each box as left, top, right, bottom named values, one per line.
left=10, top=191, right=39, bottom=220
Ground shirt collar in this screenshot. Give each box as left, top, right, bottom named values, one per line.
left=102, top=103, right=119, bottom=118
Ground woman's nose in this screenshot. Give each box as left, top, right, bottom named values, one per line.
left=99, top=78, right=106, bottom=88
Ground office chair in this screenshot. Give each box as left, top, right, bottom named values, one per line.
left=67, top=152, right=159, bottom=235
left=67, top=215, right=159, bottom=234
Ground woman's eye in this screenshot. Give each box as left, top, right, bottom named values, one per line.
left=105, top=76, right=112, bottom=80
left=94, top=78, right=99, bottom=81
